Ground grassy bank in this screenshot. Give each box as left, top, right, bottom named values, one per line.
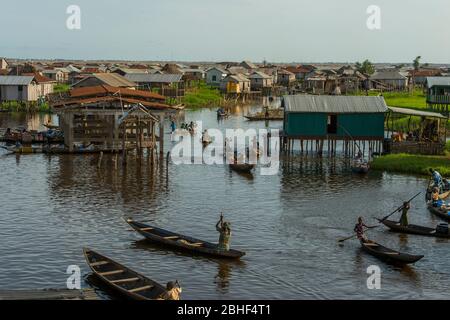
left=182, top=83, right=223, bottom=108
left=54, top=83, right=70, bottom=93
left=372, top=153, right=450, bottom=176
left=365, top=89, right=427, bottom=109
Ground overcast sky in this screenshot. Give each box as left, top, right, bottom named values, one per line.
left=1, top=0, right=449, bottom=63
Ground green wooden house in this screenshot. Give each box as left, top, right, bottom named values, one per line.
left=281, top=95, right=388, bottom=155
left=426, top=77, right=450, bottom=113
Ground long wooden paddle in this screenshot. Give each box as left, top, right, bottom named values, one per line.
left=378, top=192, right=421, bottom=223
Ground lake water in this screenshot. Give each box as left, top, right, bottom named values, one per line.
left=0, top=106, right=449, bottom=300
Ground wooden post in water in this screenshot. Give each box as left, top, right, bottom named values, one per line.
left=97, top=152, right=104, bottom=169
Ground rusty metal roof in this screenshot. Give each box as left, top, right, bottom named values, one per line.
left=124, top=73, right=183, bottom=83
left=283, top=95, right=388, bottom=113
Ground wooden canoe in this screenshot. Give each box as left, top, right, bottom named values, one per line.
left=380, top=219, right=450, bottom=238
left=125, top=218, right=245, bottom=259
left=427, top=204, right=450, bottom=221
left=229, top=163, right=255, bottom=173
left=360, top=240, right=424, bottom=265
left=83, top=248, right=167, bottom=300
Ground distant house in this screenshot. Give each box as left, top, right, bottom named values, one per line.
left=240, top=60, right=258, bottom=70
left=369, top=70, right=409, bottom=90
left=0, top=75, right=55, bottom=102
left=123, top=73, right=183, bottom=90
left=66, top=65, right=82, bottom=84
left=0, top=58, right=8, bottom=70
left=42, top=69, right=66, bottom=83
left=181, top=68, right=205, bottom=81
left=220, top=74, right=250, bottom=94
left=285, top=65, right=315, bottom=81
left=72, top=73, right=136, bottom=89
left=112, top=67, right=149, bottom=77
left=277, top=69, right=296, bottom=87
left=409, top=69, right=442, bottom=86
left=426, top=77, right=450, bottom=111
left=205, top=67, right=228, bottom=87
left=249, top=71, right=273, bottom=90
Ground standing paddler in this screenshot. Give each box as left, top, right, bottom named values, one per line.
left=398, top=201, right=411, bottom=226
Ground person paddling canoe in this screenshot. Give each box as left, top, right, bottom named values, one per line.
left=354, top=217, right=376, bottom=243
left=216, top=214, right=231, bottom=251
left=398, top=201, right=411, bottom=226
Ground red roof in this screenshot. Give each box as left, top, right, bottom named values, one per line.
left=22, top=73, right=55, bottom=83
left=409, top=69, right=442, bottom=77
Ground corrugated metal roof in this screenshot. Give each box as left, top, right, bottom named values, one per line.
left=283, top=95, right=388, bottom=113
left=124, top=73, right=182, bottom=83
left=370, top=70, right=407, bottom=80
left=0, top=76, right=34, bottom=85
left=388, top=107, right=447, bottom=119
left=93, top=73, right=136, bottom=87
left=426, top=77, right=450, bottom=88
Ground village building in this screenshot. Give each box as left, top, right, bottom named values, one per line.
left=72, top=73, right=136, bottom=89
left=41, top=69, right=66, bottom=83
left=240, top=60, right=258, bottom=71
left=369, top=70, right=409, bottom=91
left=49, top=85, right=181, bottom=154
left=112, top=67, right=149, bottom=77
left=385, top=107, right=448, bottom=155
left=0, top=75, right=55, bottom=102
left=281, top=95, right=387, bottom=156
left=205, top=67, right=228, bottom=87
left=249, top=71, right=273, bottom=91
left=181, top=69, right=205, bottom=81
left=220, top=74, right=250, bottom=94
left=285, top=65, right=315, bottom=81
left=277, top=69, right=296, bottom=87
left=409, top=69, right=442, bottom=86
left=426, top=77, right=450, bottom=113
left=123, top=73, right=184, bottom=97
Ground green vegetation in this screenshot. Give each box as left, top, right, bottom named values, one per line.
left=182, top=82, right=223, bottom=108
left=446, top=140, right=450, bottom=152
left=54, top=83, right=70, bottom=93
left=355, top=59, right=375, bottom=75
left=1, top=100, right=50, bottom=113
left=365, top=89, right=427, bottom=109
left=413, top=56, right=421, bottom=70
left=372, top=153, right=450, bottom=176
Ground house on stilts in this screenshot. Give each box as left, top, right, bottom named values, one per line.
left=281, top=95, right=388, bottom=157
left=49, top=85, right=183, bottom=157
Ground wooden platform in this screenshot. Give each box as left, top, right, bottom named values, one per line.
left=0, top=288, right=100, bottom=300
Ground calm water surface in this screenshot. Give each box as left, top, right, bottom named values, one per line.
left=0, top=106, right=449, bottom=300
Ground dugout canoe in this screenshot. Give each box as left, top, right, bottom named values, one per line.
left=427, top=203, right=450, bottom=221
left=229, top=163, right=255, bottom=173
left=83, top=248, right=166, bottom=300
left=379, top=219, right=450, bottom=238
left=125, top=218, right=245, bottom=259
left=360, top=240, right=424, bottom=265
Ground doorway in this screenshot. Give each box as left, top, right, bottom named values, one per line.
left=327, top=114, right=337, bottom=134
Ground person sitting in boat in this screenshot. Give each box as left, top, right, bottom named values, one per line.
left=354, top=217, right=376, bottom=243
left=216, top=214, right=231, bottom=251
left=431, top=187, right=449, bottom=210
left=159, top=281, right=182, bottom=300
left=430, top=168, right=444, bottom=192
left=398, top=201, right=410, bottom=226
